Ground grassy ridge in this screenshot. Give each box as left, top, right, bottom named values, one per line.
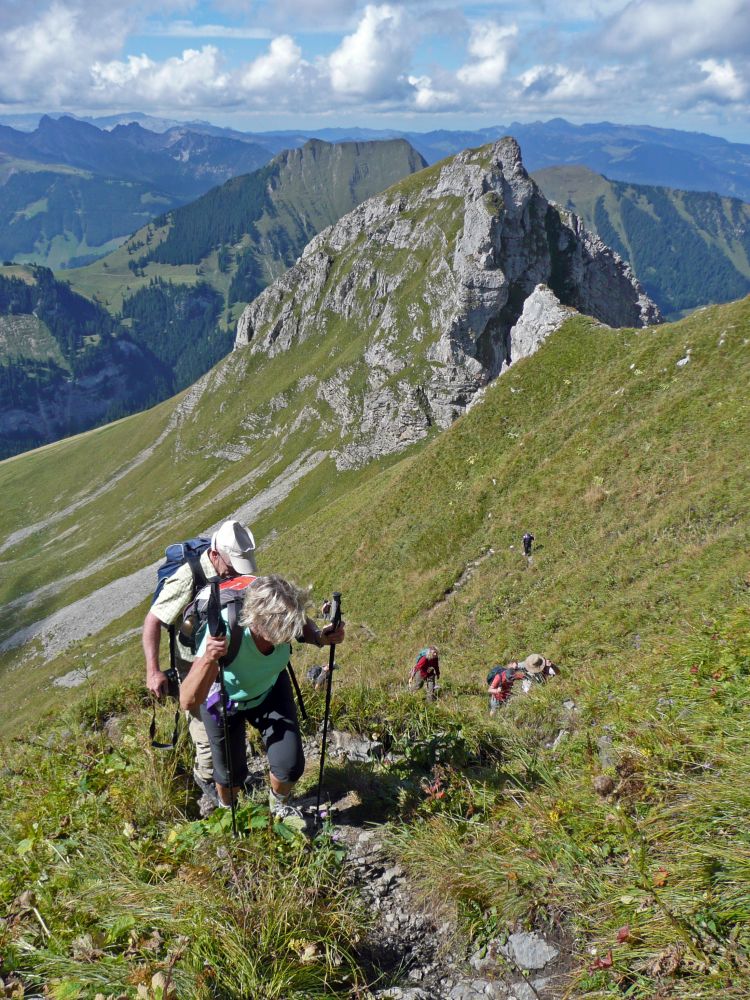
left=0, top=298, right=748, bottom=997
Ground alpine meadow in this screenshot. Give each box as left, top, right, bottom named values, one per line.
left=1, top=108, right=749, bottom=1000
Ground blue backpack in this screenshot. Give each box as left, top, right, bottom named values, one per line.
left=152, top=536, right=211, bottom=606
left=148, top=536, right=212, bottom=750
left=487, top=664, right=505, bottom=685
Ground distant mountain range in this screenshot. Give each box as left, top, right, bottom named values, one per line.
left=4, top=112, right=750, bottom=196
left=0, top=116, right=274, bottom=267
left=2, top=114, right=750, bottom=270
left=533, top=166, right=750, bottom=316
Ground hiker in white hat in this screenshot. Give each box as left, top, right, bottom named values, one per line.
left=143, top=519, right=257, bottom=805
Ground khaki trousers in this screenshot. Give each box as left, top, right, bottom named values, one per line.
left=177, top=656, right=214, bottom=782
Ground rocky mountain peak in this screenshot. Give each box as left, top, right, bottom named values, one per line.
left=235, top=138, right=660, bottom=469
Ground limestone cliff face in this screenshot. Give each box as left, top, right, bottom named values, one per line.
left=236, top=139, right=660, bottom=469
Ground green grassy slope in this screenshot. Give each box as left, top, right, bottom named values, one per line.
left=0, top=158, right=180, bottom=268
left=0, top=299, right=748, bottom=998
left=534, top=165, right=750, bottom=317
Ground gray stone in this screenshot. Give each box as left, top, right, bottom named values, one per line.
left=102, top=714, right=127, bottom=742
left=506, top=285, right=573, bottom=368
left=503, top=931, right=559, bottom=970
left=531, top=977, right=552, bottom=993
left=329, top=730, right=385, bottom=761
left=597, top=734, right=618, bottom=769
left=52, top=667, right=95, bottom=689
left=508, top=985, right=537, bottom=1000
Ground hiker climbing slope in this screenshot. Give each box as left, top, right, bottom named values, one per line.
left=409, top=646, right=440, bottom=702
left=487, top=653, right=559, bottom=714
left=522, top=532, right=535, bottom=557
left=180, top=575, right=344, bottom=819
left=142, top=520, right=257, bottom=802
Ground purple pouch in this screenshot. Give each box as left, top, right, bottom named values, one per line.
left=204, top=681, right=238, bottom=724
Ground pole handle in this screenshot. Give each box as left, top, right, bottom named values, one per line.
left=208, top=581, right=227, bottom=639
left=330, top=592, right=342, bottom=631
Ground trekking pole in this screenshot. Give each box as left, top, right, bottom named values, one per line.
left=315, top=592, right=342, bottom=822
left=208, top=581, right=238, bottom=838
left=149, top=625, right=180, bottom=750
left=286, top=662, right=308, bottom=722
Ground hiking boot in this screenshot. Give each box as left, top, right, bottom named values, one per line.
left=268, top=788, right=304, bottom=821
left=193, top=769, right=219, bottom=806
left=198, top=793, right=219, bottom=818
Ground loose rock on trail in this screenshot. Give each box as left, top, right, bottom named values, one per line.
left=190, top=720, right=570, bottom=999
left=340, top=823, right=568, bottom=1000
left=229, top=728, right=572, bottom=999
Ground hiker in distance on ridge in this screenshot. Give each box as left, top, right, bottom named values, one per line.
left=143, top=520, right=257, bottom=803
left=409, top=645, right=440, bottom=701
left=180, top=575, right=345, bottom=820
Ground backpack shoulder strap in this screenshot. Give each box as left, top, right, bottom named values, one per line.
left=222, top=599, right=244, bottom=667
left=185, top=550, right=209, bottom=593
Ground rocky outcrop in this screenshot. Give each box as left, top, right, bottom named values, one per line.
left=506, top=284, right=575, bottom=367
left=236, top=139, right=660, bottom=469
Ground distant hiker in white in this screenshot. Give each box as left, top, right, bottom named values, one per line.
left=142, top=520, right=257, bottom=805
left=180, top=575, right=345, bottom=818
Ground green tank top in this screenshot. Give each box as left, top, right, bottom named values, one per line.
left=196, top=613, right=291, bottom=707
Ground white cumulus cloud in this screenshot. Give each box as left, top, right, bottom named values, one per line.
left=408, top=74, right=459, bottom=111
left=692, top=59, right=747, bottom=103
left=241, top=36, right=304, bottom=91
left=328, top=4, right=413, bottom=100
left=0, top=2, right=128, bottom=103
left=92, top=46, right=231, bottom=107
left=602, top=0, right=750, bottom=60
left=456, top=21, right=517, bottom=89
left=517, top=63, right=615, bottom=102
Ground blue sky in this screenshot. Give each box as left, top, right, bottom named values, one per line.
left=0, top=1, right=748, bottom=141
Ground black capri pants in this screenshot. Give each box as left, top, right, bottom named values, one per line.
left=199, top=670, right=304, bottom=787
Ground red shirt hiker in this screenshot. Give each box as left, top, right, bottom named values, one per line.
left=488, top=662, right=524, bottom=713
left=409, top=646, right=440, bottom=701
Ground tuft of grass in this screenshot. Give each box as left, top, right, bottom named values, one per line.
left=0, top=689, right=368, bottom=999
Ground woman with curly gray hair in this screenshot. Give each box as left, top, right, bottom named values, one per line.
left=181, top=575, right=344, bottom=818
